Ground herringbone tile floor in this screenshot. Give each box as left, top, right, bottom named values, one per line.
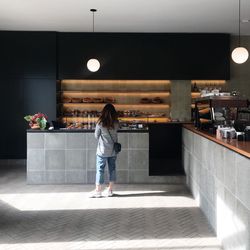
left=0, top=166, right=222, bottom=250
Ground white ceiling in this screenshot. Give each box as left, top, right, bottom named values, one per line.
left=0, top=0, right=249, bottom=35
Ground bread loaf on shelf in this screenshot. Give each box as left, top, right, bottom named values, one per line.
left=93, top=97, right=104, bottom=103
left=82, top=97, right=93, bottom=103
left=72, top=98, right=82, bottom=103
left=62, top=97, right=72, bottom=103
left=104, top=97, right=115, bottom=103
left=140, top=98, right=151, bottom=104
left=152, top=97, right=163, bottom=104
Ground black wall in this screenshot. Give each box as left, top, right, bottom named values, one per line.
left=0, top=31, right=57, bottom=159
left=0, top=31, right=230, bottom=159
left=149, top=123, right=183, bottom=175
left=58, top=33, right=230, bottom=80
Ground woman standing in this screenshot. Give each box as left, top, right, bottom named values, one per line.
left=89, top=103, right=119, bottom=198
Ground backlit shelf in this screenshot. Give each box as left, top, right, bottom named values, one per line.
left=59, top=91, right=170, bottom=97
left=191, top=92, right=201, bottom=98
left=61, top=79, right=171, bottom=85
left=61, top=117, right=170, bottom=123
left=191, top=80, right=226, bottom=85
left=61, top=103, right=170, bottom=109
left=191, top=104, right=210, bottom=109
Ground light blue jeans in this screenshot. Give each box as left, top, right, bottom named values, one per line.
left=96, top=155, right=117, bottom=185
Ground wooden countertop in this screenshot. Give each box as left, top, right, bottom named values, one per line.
left=183, top=124, right=250, bottom=159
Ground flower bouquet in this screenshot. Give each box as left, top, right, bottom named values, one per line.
left=24, top=113, right=48, bottom=130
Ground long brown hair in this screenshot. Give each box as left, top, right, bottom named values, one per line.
left=98, top=103, right=118, bottom=128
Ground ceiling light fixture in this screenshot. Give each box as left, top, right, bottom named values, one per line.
left=86, top=9, right=100, bottom=72
left=231, top=0, right=249, bottom=64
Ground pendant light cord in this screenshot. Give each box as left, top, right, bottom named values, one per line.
left=238, top=0, right=241, bottom=46
left=92, top=11, right=95, bottom=32
left=90, top=9, right=97, bottom=32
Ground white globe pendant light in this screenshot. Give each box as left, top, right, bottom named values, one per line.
left=231, top=0, right=249, bottom=64
left=232, top=47, right=249, bottom=64
left=87, top=58, right=100, bottom=72
left=87, top=9, right=100, bottom=72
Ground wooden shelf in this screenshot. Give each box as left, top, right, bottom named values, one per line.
left=58, top=79, right=171, bottom=122
left=191, top=92, right=201, bottom=98
left=191, top=80, right=226, bottom=85
left=191, top=104, right=210, bottom=109
left=62, top=116, right=170, bottom=123
left=59, top=90, right=170, bottom=95
left=61, top=116, right=167, bottom=119
left=61, top=103, right=170, bottom=108
left=61, top=79, right=171, bottom=84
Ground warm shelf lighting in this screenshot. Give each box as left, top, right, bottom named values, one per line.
left=63, top=103, right=170, bottom=109
left=62, top=91, right=170, bottom=97
left=191, top=92, right=201, bottom=98
left=191, top=80, right=226, bottom=85
left=61, top=80, right=171, bottom=84
left=62, top=117, right=170, bottom=123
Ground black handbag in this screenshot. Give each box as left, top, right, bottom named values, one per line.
left=113, top=142, right=121, bottom=154
left=108, top=129, right=121, bottom=154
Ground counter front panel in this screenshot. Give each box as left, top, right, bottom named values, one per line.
left=27, top=130, right=185, bottom=184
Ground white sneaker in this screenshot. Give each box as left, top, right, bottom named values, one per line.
left=103, top=188, right=113, bottom=197
left=88, top=190, right=102, bottom=198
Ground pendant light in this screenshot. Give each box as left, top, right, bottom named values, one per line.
left=231, top=0, right=249, bottom=64
left=87, top=9, right=100, bottom=72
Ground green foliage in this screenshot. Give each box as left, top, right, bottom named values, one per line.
left=24, top=113, right=48, bottom=130
left=24, top=115, right=32, bottom=122
left=37, top=118, right=47, bottom=130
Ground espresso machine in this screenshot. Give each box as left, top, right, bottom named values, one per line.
left=194, top=96, right=249, bottom=135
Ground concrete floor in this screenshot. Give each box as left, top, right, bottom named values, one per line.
left=0, top=165, right=222, bottom=250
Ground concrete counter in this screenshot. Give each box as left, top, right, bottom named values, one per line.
left=27, top=128, right=185, bottom=184
left=27, top=131, right=149, bottom=184
left=183, top=126, right=250, bottom=250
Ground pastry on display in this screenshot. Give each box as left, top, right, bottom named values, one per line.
left=63, top=108, right=73, bottom=117
left=62, top=97, right=71, bottom=103
left=104, top=97, right=115, bottom=103
left=73, top=109, right=81, bottom=117
left=66, top=123, right=82, bottom=129
left=72, top=98, right=82, bottom=103
left=82, top=97, right=93, bottom=103
left=117, top=111, right=124, bottom=117
left=148, top=113, right=166, bottom=117
left=93, top=97, right=104, bottom=103
left=140, top=98, right=151, bottom=104
left=152, top=97, right=163, bottom=104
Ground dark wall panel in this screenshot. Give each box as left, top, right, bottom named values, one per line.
left=22, top=78, right=56, bottom=120
left=0, top=78, right=56, bottom=159
left=58, top=33, right=230, bottom=80
left=0, top=31, right=231, bottom=159
left=0, top=31, right=57, bottom=78
left=0, top=31, right=57, bottom=159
